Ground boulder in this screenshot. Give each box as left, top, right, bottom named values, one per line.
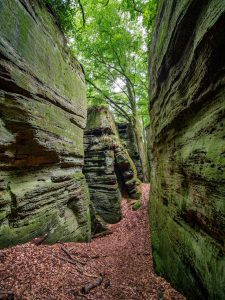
left=148, top=1, right=225, bottom=299
left=0, top=0, right=91, bottom=247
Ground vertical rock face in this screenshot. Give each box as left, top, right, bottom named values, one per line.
left=84, top=106, right=140, bottom=231
left=84, top=107, right=121, bottom=226
left=117, top=123, right=144, bottom=181
left=145, top=124, right=151, bottom=177
left=0, top=0, right=91, bottom=247
left=149, top=1, right=225, bottom=299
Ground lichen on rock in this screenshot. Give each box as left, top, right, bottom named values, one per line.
left=117, top=123, right=144, bottom=181
left=0, top=0, right=91, bottom=247
left=148, top=0, right=225, bottom=299
left=83, top=106, right=140, bottom=231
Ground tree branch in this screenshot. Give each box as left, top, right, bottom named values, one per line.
left=103, top=0, right=110, bottom=6
left=93, top=71, right=133, bottom=109
left=86, top=78, right=131, bottom=121
left=94, top=50, right=136, bottom=101
left=77, top=0, right=86, bottom=26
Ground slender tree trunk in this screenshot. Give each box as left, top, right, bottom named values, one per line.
left=125, top=78, right=149, bottom=182
left=132, top=116, right=149, bottom=182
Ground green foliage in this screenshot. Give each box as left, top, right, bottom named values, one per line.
left=132, top=200, right=142, bottom=210
left=43, top=0, right=77, bottom=32
left=43, top=0, right=157, bottom=127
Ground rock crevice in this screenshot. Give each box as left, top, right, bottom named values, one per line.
left=117, top=123, right=144, bottom=181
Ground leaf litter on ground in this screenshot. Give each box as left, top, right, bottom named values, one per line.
left=0, top=184, right=186, bottom=300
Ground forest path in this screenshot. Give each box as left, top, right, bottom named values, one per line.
left=0, top=184, right=185, bottom=300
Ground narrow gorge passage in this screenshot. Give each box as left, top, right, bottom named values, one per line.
left=1, top=1, right=225, bottom=299
left=0, top=185, right=184, bottom=300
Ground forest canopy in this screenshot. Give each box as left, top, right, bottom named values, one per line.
left=43, top=0, right=157, bottom=126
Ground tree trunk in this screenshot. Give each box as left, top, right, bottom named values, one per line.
left=125, top=79, right=149, bottom=182
left=132, top=117, right=149, bottom=182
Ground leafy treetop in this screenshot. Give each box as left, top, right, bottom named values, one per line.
left=43, top=0, right=157, bottom=127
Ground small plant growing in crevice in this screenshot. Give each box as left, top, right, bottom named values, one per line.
left=132, top=200, right=142, bottom=211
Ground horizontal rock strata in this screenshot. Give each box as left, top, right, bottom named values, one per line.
left=148, top=1, right=225, bottom=299
left=117, top=123, right=144, bottom=181
left=84, top=106, right=140, bottom=231
left=0, top=0, right=91, bottom=247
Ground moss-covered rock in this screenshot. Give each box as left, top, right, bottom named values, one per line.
left=148, top=1, right=225, bottom=299
left=117, top=123, right=144, bottom=181
left=0, top=0, right=91, bottom=247
left=84, top=106, right=140, bottom=229
left=145, top=124, right=151, bottom=178
left=132, top=200, right=142, bottom=211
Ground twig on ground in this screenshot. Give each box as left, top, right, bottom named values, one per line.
left=81, top=273, right=103, bottom=294
left=53, top=254, right=83, bottom=273
left=53, top=254, right=99, bottom=279
left=61, top=245, right=86, bottom=266
left=61, top=245, right=74, bottom=260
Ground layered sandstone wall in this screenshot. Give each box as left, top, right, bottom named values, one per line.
left=0, top=0, right=91, bottom=247
left=148, top=1, right=225, bottom=299
left=84, top=106, right=140, bottom=231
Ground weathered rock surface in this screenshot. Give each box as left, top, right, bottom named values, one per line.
left=145, top=124, right=151, bottom=177
left=84, top=106, right=140, bottom=230
left=0, top=0, right=91, bottom=247
left=117, top=123, right=144, bottom=181
left=148, top=1, right=225, bottom=299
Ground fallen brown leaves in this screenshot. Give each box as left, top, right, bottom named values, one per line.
left=0, top=184, right=186, bottom=300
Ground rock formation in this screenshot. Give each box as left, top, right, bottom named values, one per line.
left=84, top=106, right=140, bottom=231
left=117, top=123, right=144, bottom=181
left=148, top=1, right=225, bottom=299
left=0, top=0, right=91, bottom=248
left=145, top=124, right=151, bottom=178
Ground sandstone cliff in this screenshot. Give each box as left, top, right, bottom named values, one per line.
left=149, top=0, right=225, bottom=299
left=0, top=0, right=91, bottom=247
left=117, top=123, right=144, bottom=181
left=84, top=106, right=140, bottom=231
